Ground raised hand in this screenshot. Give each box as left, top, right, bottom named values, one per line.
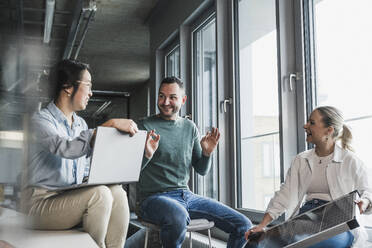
left=200, top=127, right=220, bottom=157
left=101, top=118, right=138, bottom=136
left=145, top=130, right=160, bottom=159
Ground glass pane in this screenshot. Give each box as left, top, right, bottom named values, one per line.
left=313, top=0, right=372, bottom=179
left=312, top=0, right=372, bottom=226
left=193, top=18, right=218, bottom=199
left=314, top=0, right=372, bottom=119
left=165, top=46, right=180, bottom=78
left=238, top=0, right=280, bottom=211
left=166, top=53, right=174, bottom=77
left=241, top=134, right=280, bottom=210
left=174, top=47, right=180, bottom=78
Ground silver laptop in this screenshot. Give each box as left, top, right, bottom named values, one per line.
left=53, top=127, right=147, bottom=192
left=245, top=191, right=361, bottom=248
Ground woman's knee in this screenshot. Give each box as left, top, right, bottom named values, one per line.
left=90, top=185, right=114, bottom=208
left=109, top=185, right=129, bottom=210
left=110, top=185, right=128, bottom=201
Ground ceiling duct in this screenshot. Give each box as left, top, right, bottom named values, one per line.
left=92, top=100, right=111, bottom=118
left=92, top=90, right=130, bottom=98
left=83, top=0, right=97, bottom=11
left=43, top=0, right=55, bottom=44
left=63, top=0, right=97, bottom=59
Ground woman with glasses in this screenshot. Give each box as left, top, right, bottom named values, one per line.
left=21, top=59, right=145, bottom=248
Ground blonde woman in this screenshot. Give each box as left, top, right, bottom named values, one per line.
left=246, top=106, right=372, bottom=247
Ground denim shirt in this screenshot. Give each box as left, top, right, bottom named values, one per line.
left=26, top=102, right=93, bottom=189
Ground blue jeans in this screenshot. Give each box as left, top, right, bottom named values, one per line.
left=299, top=199, right=354, bottom=248
left=139, top=189, right=252, bottom=248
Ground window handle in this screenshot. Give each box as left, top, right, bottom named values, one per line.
left=288, top=72, right=302, bottom=91
left=222, top=97, right=233, bottom=113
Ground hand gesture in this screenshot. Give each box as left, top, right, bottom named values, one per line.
left=200, top=127, right=220, bottom=157
left=102, top=119, right=138, bottom=136
left=145, top=130, right=160, bottom=159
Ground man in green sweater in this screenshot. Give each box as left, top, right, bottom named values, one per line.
left=138, top=77, right=252, bottom=248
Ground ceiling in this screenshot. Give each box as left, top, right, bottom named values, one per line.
left=79, top=0, right=158, bottom=91
left=0, top=0, right=158, bottom=96
left=0, top=0, right=159, bottom=130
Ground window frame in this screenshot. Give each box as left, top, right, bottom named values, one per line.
left=190, top=9, right=219, bottom=199
left=233, top=0, right=304, bottom=224
left=164, top=41, right=181, bottom=78
left=234, top=0, right=282, bottom=213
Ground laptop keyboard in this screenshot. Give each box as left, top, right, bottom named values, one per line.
left=321, top=194, right=354, bottom=230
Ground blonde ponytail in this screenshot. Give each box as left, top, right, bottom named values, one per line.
left=340, top=124, right=353, bottom=151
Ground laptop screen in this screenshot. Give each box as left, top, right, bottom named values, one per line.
left=246, top=191, right=359, bottom=248
left=88, top=127, right=147, bottom=184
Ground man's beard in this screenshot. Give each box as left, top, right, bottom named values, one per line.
left=158, top=104, right=179, bottom=118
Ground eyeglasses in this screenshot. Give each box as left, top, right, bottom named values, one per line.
left=76, top=80, right=92, bottom=92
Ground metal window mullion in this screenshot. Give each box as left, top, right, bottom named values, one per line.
left=200, top=29, right=206, bottom=195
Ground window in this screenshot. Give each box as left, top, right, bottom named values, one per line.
left=0, top=130, right=24, bottom=207
left=306, top=0, right=372, bottom=226
left=165, top=45, right=180, bottom=78
left=192, top=15, right=218, bottom=199
left=310, top=0, right=372, bottom=166
left=237, top=0, right=280, bottom=211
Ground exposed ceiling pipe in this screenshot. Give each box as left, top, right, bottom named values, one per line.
left=43, top=0, right=55, bottom=44
left=24, top=7, right=71, bottom=15
left=16, top=0, right=24, bottom=34
left=92, top=101, right=111, bottom=118
left=92, top=90, right=130, bottom=98
left=63, top=0, right=84, bottom=59
left=63, top=0, right=97, bottom=59
left=65, top=10, right=85, bottom=58
left=73, top=8, right=96, bottom=59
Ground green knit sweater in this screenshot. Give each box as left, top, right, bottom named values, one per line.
left=138, top=115, right=211, bottom=201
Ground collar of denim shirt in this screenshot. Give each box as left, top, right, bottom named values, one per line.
left=47, top=101, right=80, bottom=129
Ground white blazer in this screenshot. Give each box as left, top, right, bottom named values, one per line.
left=266, top=145, right=372, bottom=247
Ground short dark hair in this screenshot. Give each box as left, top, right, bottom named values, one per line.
left=51, top=59, right=91, bottom=99
left=159, top=76, right=184, bottom=91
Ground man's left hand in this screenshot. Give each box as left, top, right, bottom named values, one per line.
left=145, top=130, right=160, bottom=159
left=200, top=127, right=220, bottom=157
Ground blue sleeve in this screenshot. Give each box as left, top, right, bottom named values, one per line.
left=31, top=114, right=93, bottom=159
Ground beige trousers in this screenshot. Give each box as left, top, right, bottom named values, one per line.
left=22, top=185, right=129, bottom=248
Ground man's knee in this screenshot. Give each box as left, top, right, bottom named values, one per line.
left=242, top=217, right=252, bottom=231
left=163, top=208, right=189, bottom=232
left=159, top=209, right=188, bottom=244
left=236, top=214, right=252, bottom=235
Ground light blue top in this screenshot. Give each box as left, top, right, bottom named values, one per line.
left=26, top=102, right=93, bottom=189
